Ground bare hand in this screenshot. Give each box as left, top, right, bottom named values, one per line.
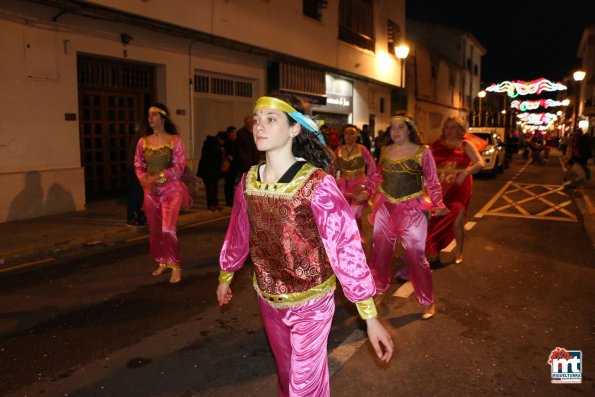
left=454, top=172, right=467, bottom=186
left=352, top=191, right=369, bottom=202
left=217, top=283, right=233, bottom=306
left=366, top=317, right=394, bottom=364
left=430, top=207, right=448, bottom=217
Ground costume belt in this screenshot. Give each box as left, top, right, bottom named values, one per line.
left=254, top=274, right=336, bottom=308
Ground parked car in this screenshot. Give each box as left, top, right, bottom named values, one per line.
left=469, top=131, right=506, bottom=176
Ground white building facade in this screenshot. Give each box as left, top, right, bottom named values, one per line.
left=0, top=0, right=407, bottom=222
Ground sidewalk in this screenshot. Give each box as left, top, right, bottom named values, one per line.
left=0, top=184, right=231, bottom=272
left=0, top=154, right=594, bottom=273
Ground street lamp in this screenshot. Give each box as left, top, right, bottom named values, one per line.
left=395, top=43, right=410, bottom=110
left=572, top=70, right=586, bottom=131
left=477, top=90, right=486, bottom=126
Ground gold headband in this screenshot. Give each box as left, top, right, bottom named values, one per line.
left=391, top=115, right=414, bottom=124
left=343, top=126, right=358, bottom=134
left=254, top=96, right=297, bottom=114
left=148, top=106, right=168, bottom=117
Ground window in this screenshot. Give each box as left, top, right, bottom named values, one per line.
left=473, top=64, right=479, bottom=76
left=194, top=72, right=253, bottom=98
left=387, top=19, right=401, bottom=54
left=303, top=0, right=327, bottom=20
left=339, top=0, right=375, bottom=51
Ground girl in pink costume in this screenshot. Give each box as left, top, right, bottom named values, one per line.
left=216, top=95, right=393, bottom=397
left=334, top=124, right=376, bottom=234
left=134, top=103, right=192, bottom=284
left=356, top=114, right=446, bottom=320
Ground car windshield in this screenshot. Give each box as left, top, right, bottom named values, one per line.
left=472, top=133, right=494, bottom=145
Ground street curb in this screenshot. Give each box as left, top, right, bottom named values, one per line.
left=0, top=208, right=231, bottom=270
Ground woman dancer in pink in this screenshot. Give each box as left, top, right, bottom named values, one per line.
left=216, top=95, right=393, bottom=397
left=334, top=124, right=376, bottom=234
left=356, top=114, right=446, bottom=319
left=134, top=103, right=192, bottom=283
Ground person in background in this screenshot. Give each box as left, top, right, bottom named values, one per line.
left=572, top=130, right=593, bottom=181
left=355, top=113, right=446, bottom=320
left=217, top=94, right=393, bottom=397
left=197, top=131, right=226, bottom=211
left=559, top=134, right=569, bottom=159
left=223, top=125, right=239, bottom=207
left=126, top=127, right=147, bottom=226
left=134, top=103, right=192, bottom=284
left=334, top=124, right=375, bottom=235
left=425, top=117, right=485, bottom=267
left=236, top=116, right=261, bottom=174
left=529, top=132, right=544, bottom=165
left=360, top=123, right=372, bottom=151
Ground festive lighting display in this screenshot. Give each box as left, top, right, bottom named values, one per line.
left=486, top=78, right=567, bottom=98
left=516, top=112, right=558, bottom=126
left=510, top=99, right=567, bottom=111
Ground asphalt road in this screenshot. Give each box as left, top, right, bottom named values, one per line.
left=0, top=154, right=593, bottom=396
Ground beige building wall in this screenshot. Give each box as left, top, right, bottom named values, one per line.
left=0, top=0, right=406, bottom=222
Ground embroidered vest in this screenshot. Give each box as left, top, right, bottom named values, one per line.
left=244, top=163, right=334, bottom=296
left=379, top=146, right=426, bottom=203
left=143, top=138, right=173, bottom=176
left=337, top=147, right=365, bottom=177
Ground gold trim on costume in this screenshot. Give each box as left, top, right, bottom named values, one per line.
left=245, top=162, right=319, bottom=197
left=254, top=274, right=337, bottom=308
left=219, top=270, right=234, bottom=285
left=379, top=186, right=425, bottom=203
left=148, top=106, right=168, bottom=116
left=355, top=297, right=378, bottom=320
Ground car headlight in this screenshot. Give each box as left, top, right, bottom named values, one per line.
left=484, top=147, right=495, bottom=155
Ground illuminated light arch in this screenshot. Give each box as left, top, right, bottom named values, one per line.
left=510, top=99, right=567, bottom=111
left=486, top=78, right=567, bottom=98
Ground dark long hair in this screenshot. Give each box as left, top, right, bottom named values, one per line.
left=146, top=103, right=178, bottom=135
left=272, top=94, right=330, bottom=169
left=386, top=112, right=422, bottom=145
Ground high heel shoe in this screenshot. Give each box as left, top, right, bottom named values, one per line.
left=152, top=263, right=167, bottom=276
left=454, top=256, right=464, bottom=264
left=421, top=303, right=436, bottom=320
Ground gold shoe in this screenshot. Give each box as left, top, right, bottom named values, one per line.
left=151, top=263, right=167, bottom=276
left=454, top=256, right=464, bottom=264
left=421, top=303, right=436, bottom=320
left=169, top=265, right=182, bottom=284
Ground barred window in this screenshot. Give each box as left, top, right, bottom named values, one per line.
left=194, top=73, right=253, bottom=98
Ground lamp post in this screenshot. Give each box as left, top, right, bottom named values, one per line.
left=395, top=43, right=410, bottom=110
left=572, top=70, right=586, bottom=131
left=477, top=90, right=486, bottom=126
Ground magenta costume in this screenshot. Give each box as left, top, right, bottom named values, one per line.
left=134, top=135, right=192, bottom=268
left=219, top=161, right=378, bottom=397
left=365, top=146, right=444, bottom=305
left=334, top=144, right=376, bottom=231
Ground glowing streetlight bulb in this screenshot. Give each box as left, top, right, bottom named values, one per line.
left=478, top=90, right=486, bottom=98
left=573, top=70, right=586, bottom=81
left=395, top=44, right=410, bottom=59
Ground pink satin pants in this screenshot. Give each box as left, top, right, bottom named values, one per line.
left=143, top=185, right=184, bottom=265
left=258, top=292, right=335, bottom=397
left=369, top=201, right=434, bottom=305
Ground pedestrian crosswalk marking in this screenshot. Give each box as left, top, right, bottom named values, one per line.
left=476, top=181, right=577, bottom=222
left=393, top=281, right=414, bottom=298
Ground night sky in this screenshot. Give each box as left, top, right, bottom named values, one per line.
left=406, top=0, right=595, bottom=85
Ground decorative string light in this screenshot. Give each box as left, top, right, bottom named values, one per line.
left=486, top=78, right=567, bottom=98
left=510, top=99, right=567, bottom=111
